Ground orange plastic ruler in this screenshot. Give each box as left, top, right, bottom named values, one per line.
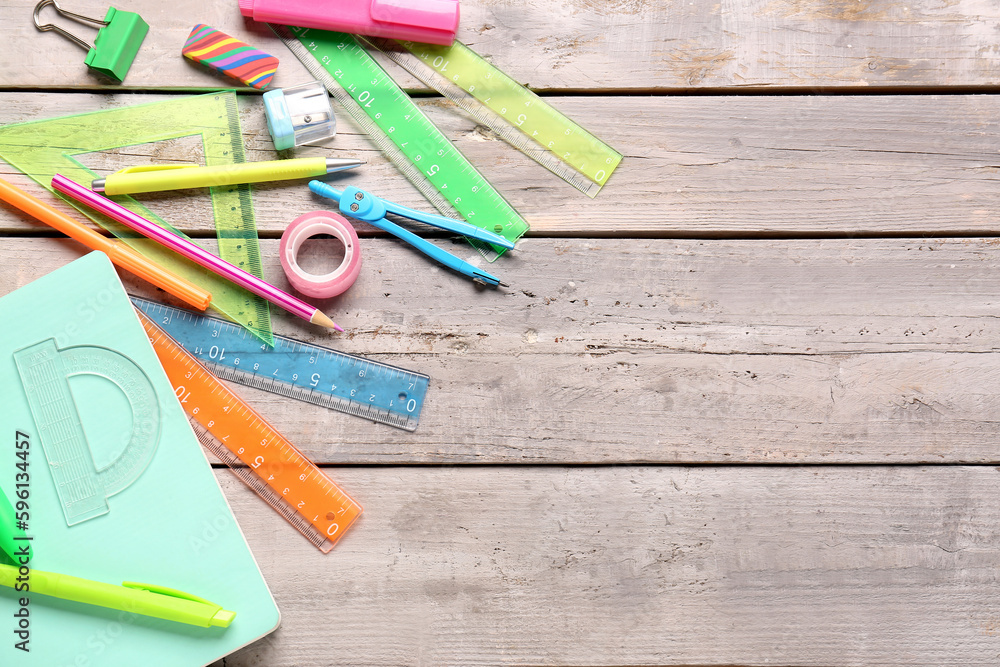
left=135, top=308, right=362, bottom=553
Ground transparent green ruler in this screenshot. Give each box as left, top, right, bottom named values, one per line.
left=365, top=38, right=623, bottom=198
left=274, top=25, right=528, bottom=259
left=205, top=94, right=272, bottom=344
left=0, top=93, right=273, bottom=344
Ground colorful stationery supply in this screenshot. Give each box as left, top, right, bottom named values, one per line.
left=54, top=174, right=343, bottom=331
left=263, top=81, right=338, bottom=150
left=0, top=93, right=274, bottom=343
left=241, top=0, right=460, bottom=46
left=275, top=26, right=528, bottom=260
left=0, top=177, right=212, bottom=311
left=133, top=297, right=430, bottom=431
left=135, top=306, right=363, bottom=552
left=310, top=180, right=512, bottom=287
left=0, top=487, right=31, bottom=564
left=93, top=157, right=363, bottom=195
left=183, top=24, right=279, bottom=89
left=0, top=564, right=237, bottom=628
left=366, top=37, right=624, bottom=197
left=0, top=253, right=278, bottom=665
left=280, top=210, right=362, bottom=298
left=32, top=0, right=148, bottom=82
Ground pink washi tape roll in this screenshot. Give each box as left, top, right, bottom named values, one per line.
left=280, top=211, right=362, bottom=298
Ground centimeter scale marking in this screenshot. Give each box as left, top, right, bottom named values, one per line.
left=274, top=25, right=528, bottom=260
left=365, top=38, right=623, bottom=198
left=136, top=308, right=362, bottom=553
left=211, top=93, right=272, bottom=342
left=132, top=297, right=429, bottom=431
left=14, top=340, right=160, bottom=525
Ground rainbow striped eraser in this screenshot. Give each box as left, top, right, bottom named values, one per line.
left=182, top=24, right=278, bottom=90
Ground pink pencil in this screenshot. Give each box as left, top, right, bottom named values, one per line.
left=52, top=174, right=342, bottom=332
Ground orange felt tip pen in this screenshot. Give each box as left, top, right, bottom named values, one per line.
left=0, top=177, right=212, bottom=311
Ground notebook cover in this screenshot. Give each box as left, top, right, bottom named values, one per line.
left=0, top=252, right=279, bottom=666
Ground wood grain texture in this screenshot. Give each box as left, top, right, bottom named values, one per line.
left=4, top=236, right=1000, bottom=465
left=206, top=466, right=1000, bottom=666
left=3, top=2, right=997, bottom=665
left=2, top=0, right=1000, bottom=91
left=5, top=93, right=1000, bottom=237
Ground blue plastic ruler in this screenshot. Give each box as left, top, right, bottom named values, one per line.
left=132, top=297, right=429, bottom=431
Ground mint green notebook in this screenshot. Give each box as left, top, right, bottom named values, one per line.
left=0, top=253, right=279, bottom=666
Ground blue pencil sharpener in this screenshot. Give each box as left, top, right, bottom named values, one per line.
left=263, top=81, right=337, bottom=151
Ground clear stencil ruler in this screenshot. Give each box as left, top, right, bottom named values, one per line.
left=14, top=339, right=160, bottom=526
left=136, top=308, right=362, bottom=552
left=274, top=25, right=528, bottom=260
left=364, top=38, right=623, bottom=198
left=132, top=297, right=429, bottom=431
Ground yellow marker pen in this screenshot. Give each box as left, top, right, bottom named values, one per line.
left=92, top=157, right=362, bottom=195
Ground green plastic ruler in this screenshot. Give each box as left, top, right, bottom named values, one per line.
left=366, top=38, right=623, bottom=198
left=0, top=93, right=273, bottom=344
left=274, top=25, right=528, bottom=259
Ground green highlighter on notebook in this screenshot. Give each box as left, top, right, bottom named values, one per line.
left=0, top=487, right=234, bottom=628
left=0, top=254, right=278, bottom=664
left=0, top=487, right=30, bottom=565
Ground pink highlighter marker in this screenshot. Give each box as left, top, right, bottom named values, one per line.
left=239, top=0, right=460, bottom=46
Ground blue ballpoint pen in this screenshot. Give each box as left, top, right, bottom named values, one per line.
left=309, top=181, right=512, bottom=287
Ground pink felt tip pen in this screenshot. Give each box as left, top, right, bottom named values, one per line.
left=239, top=0, right=460, bottom=46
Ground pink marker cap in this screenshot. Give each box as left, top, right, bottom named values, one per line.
left=238, top=0, right=460, bottom=46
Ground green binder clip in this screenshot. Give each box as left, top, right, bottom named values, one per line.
left=33, top=0, right=148, bottom=82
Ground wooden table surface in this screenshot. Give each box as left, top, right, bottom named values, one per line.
left=4, top=1, right=1000, bottom=665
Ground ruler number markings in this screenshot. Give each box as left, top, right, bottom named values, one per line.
left=278, top=26, right=526, bottom=252
left=133, top=297, right=428, bottom=430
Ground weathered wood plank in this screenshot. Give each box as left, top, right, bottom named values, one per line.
left=206, top=466, right=1000, bottom=666
left=6, top=3, right=992, bottom=667
left=3, top=0, right=1000, bottom=91
left=4, top=236, right=1000, bottom=464
left=4, top=93, right=1000, bottom=237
